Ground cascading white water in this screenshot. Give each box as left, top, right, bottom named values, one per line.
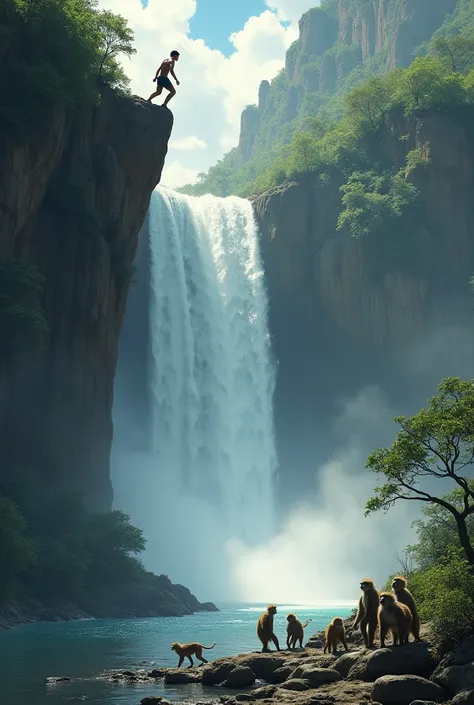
left=147, top=187, right=277, bottom=546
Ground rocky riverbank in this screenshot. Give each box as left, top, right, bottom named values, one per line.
left=48, top=619, right=473, bottom=705
left=0, top=576, right=218, bottom=630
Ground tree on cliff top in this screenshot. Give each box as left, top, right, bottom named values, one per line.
left=365, top=377, right=474, bottom=566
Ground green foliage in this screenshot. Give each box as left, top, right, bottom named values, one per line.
left=434, top=30, right=474, bottom=73
left=0, top=467, right=149, bottom=606
left=337, top=169, right=418, bottom=238
left=409, top=551, right=474, bottom=652
left=0, top=259, right=49, bottom=362
left=408, top=486, right=474, bottom=570
left=0, top=0, right=135, bottom=136
left=365, top=377, right=474, bottom=565
left=404, top=148, right=431, bottom=177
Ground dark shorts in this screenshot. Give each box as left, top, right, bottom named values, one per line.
left=157, top=75, right=173, bottom=90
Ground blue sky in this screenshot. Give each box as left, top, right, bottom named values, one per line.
left=190, top=0, right=270, bottom=53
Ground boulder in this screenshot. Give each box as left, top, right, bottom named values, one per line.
left=250, top=685, right=277, bottom=699
left=305, top=638, right=323, bottom=649
left=290, top=656, right=336, bottom=678
left=140, top=699, right=172, bottom=705
left=372, top=675, right=445, bottom=705
left=409, top=701, right=443, bottom=705
left=235, top=695, right=254, bottom=702
left=226, top=667, right=256, bottom=689
left=270, top=666, right=293, bottom=683
left=433, top=663, right=474, bottom=695
left=453, top=692, right=474, bottom=705
left=164, top=670, right=201, bottom=684
left=348, top=644, right=437, bottom=682
left=333, top=651, right=362, bottom=677
left=202, top=659, right=237, bottom=685
left=278, top=678, right=310, bottom=691
left=237, top=654, right=287, bottom=682
left=300, top=667, right=341, bottom=686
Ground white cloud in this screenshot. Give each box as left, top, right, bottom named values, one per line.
left=170, top=135, right=208, bottom=151
left=96, top=0, right=298, bottom=188
left=265, top=0, right=318, bottom=24
left=161, top=161, right=199, bottom=188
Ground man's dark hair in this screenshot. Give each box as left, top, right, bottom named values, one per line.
left=171, top=50, right=180, bottom=57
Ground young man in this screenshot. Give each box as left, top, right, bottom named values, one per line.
left=148, top=50, right=180, bottom=108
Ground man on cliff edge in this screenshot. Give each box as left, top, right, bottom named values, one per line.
left=147, top=50, right=180, bottom=108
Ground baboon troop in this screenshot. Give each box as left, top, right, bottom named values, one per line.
left=170, top=575, right=422, bottom=669
left=254, top=576, right=421, bottom=655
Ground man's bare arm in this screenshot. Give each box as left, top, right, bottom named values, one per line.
left=170, top=63, right=180, bottom=85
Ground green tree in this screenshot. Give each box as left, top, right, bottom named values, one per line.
left=407, top=485, right=474, bottom=570
left=396, top=56, right=466, bottom=113
left=287, top=132, right=320, bottom=176
left=434, top=31, right=474, bottom=73
left=344, top=74, right=395, bottom=132
left=96, top=10, right=135, bottom=87
left=365, top=377, right=474, bottom=566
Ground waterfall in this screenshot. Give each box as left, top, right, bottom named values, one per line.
left=112, top=187, right=277, bottom=598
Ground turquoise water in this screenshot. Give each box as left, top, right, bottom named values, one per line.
left=0, top=603, right=354, bottom=705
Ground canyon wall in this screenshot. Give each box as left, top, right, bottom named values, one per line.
left=253, top=109, right=474, bottom=508
left=0, top=91, right=172, bottom=511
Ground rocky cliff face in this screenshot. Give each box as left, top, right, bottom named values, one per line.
left=238, top=0, right=457, bottom=165
left=0, top=90, right=172, bottom=511
left=253, top=110, right=474, bottom=507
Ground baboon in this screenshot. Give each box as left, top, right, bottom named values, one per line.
left=171, top=641, right=216, bottom=667
left=324, top=617, right=349, bottom=654
left=378, top=593, right=412, bottom=647
left=286, top=613, right=312, bottom=649
left=391, top=576, right=421, bottom=642
left=353, top=578, right=379, bottom=648
left=257, top=604, right=280, bottom=652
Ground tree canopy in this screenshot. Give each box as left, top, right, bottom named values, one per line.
left=365, top=377, right=474, bottom=565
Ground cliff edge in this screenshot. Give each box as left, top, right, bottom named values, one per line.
left=0, top=90, right=173, bottom=511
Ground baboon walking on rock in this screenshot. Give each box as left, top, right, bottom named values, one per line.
left=392, top=576, right=421, bottom=642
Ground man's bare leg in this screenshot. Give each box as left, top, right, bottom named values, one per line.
left=147, top=86, right=163, bottom=102
left=163, top=86, right=176, bottom=107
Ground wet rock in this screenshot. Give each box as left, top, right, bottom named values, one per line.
left=333, top=651, right=362, bottom=677
left=348, top=643, right=437, bottom=682
left=149, top=669, right=166, bottom=678
left=140, top=699, right=172, bottom=705
left=270, top=666, right=293, bottom=683
left=452, top=692, right=474, bottom=705
left=278, top=679, right=310, bottom=691
left=306, top=638, right=323, bottom=649
left=45, top=676, right=72, bottom=684
left=226, top=666, right=256, bottom=688
left=235, top=695, right=255, bottom=702
left=203, top=660, right=237, bottom=686
left=164, top=669, right=201, bottom=684
left=409, top=701, right=444, bottom=705
left=302, top=667, right=341, bottom=687
left=371, top=675, right=445, bottom=705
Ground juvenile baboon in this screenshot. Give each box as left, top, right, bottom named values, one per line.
left=378, top=593, right=412, bottom=647
left=257, top=604, right=280, bottom=652
left=391, top=576, right=421, bottom=642
left=353, top=578, right=379, bottom=648
left=323, top=617, right=349, bottom=654
left=286, top=613, right=312, bottom=649
left=171, top=641, right=216, bottom=667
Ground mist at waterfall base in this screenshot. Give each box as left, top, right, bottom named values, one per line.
left=112, top=187, right=277, bottom=602
left=112, top=188, right=474, bottom=606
